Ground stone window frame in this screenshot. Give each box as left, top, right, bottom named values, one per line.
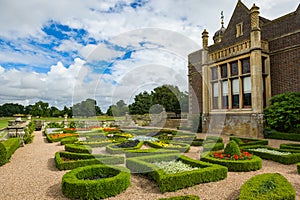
left=236, top=22, right=244, bottom=37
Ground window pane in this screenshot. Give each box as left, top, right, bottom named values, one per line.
left=212, top=67, right=218, bottom=80
left=213, top=83, right=218, bottom=97
left=222, top=81, right=228, bottom=96
left=243, top=77, right=251, bottom=93
left=232, top=79, right=239, bottom=94
left=231, top=62, right=238, bottom=76
left=232, top=95, right=239, bottom=108
left=222, top=96, right=228, bottom=108
left=213, top=97, right=218, bottom=109
left=221, top=64, right=227, bottom=78
left=242, top=58, right=250, bottom=74
left=244, top=93, right=252, bottom=107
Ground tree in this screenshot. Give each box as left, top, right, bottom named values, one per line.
left=106, top=100, right=128, bottom=117
left=0, top=103, right=25, bottom=117
left=29, top=101, right=50, bottom=117
left=129, top=91, right=152, bottom=114
left=72, top=98, right=102, bottom=117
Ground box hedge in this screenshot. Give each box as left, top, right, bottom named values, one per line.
left=125, top=149, right=180, bottom=158
left=0, top=138, right=20, bottom=166
left=264, top=129, right=300, bottom=141
left=126, top=154, right=227, bottom=193
left=146, top=141, right=191, bottom=153
left=62, top=164, right=130, bottom=199
left=55, top=151, right=124, bottom=170
left=60, top=137, right=78, bottom=145
left=279, top=143, right=300, bottom=151
left=105, top=141, right=144, bottom=154
left=239, top=173, right=295, bottom=200
left=158, top=195, right=200, bottom=200
left=242, top=146, right=300, bottom=164
left=64, top=144, right=92, bottom=154
left=230, top=136, right=268, bottom=147
left=200, top=154, right=262, bottom=172
left=202, top=142, right=224, bottom=152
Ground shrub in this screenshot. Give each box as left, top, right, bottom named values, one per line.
left=205, top=136, right=223, bottom=143
left=64, top=144, right=92, bottom=154
left=230, top=137, right=268, bottom=147
left=203, top=142, right=224, bottom=152
left=47, top=122, right=64, bottom=128
left=191, top=138, right=204, bottom=146
left=280, top=143, right=300, bottom=151
left=264, top=128, right=300, bottom=141
left=55, top=151, right=124, bottom=170
left=0, top=138, right=20, bottom=166
left=239, top=173, right=295, bottom=200
left=200, top=154, right=262, bottom=172
left=62, top=165, right=130, bottom=199
left=243, top=146, right=300, bottom=164
left=126, top=154, right=227, bottom=193
left=158, top=195, right=200, bottom=200
left=224, top=140, right=241, bottom=156
left=106, top=141, right=144, bottom=154
left=125, top=149, right=180, bottom=158
left=24, top=121, right=35, bottom=144
left=264, top=92, right=300, bottom=133
left=60, top=137, right=78, bottom=145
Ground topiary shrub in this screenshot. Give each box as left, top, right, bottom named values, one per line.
left=239, top=173, right=295, bottom=200
left=158, top=195, right=200, bottom=200
left=62, top=165, right=130, bottom=199
left=0, top=138, right=20, bottom=166
left=264, top=92, right=300, bottom=133
left=224, top=140, right=241, bottom=156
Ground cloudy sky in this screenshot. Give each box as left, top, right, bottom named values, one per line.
left=0, top=0, right=298, bottom=111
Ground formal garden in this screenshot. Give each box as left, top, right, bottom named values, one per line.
left=0, top=92, right=299, bottom=199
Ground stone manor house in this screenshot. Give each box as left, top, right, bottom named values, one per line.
left=188, top=1, right=300, bottom=137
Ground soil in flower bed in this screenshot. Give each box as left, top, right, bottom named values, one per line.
left=115, top=140, right=140, bottom=148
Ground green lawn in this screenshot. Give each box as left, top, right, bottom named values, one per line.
left=0, top=117, right=13, bottom=129
left=36, top=116, right=125, bottom=122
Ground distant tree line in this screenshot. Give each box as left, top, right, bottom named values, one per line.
left=0, top=85, right=188, bottom=117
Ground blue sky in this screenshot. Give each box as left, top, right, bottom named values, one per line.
left=0, top=0, right=298, bottom=111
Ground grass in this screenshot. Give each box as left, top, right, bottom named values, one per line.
left=36, top=116, right=125, bottom=122
left=0, top=117, right=14, bottom=129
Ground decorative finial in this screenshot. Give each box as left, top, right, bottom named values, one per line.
left=221, top=11, right=224, bottom=28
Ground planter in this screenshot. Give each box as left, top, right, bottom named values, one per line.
left=62, top=165, right=130, bottom=199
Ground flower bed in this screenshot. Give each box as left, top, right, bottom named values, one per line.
left=242, top=146, right=300, bottom=164
left=146, top=141, right=190, bottom=152
left=129, top=135, right=158, bottom=142
left=153, top=160, right=199, bottom=174
left=0, top=138, right=20, bottom=166
left=126, top=154, right=227, bottom=193
left=106, top=140, right=144, bottom=154
left=76, top=140, right=112, bottom=147
left=62, top=165, right=130, bottom=199
left=55, top=151, right=124, bottom=170
left=46, top=133, right=79, bottom=143
left=230, top=136, right=268, bottom=147
left=239, top=173, right=295, bottom=200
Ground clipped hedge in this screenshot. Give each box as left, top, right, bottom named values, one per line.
left=106, top=141, right=144, bottom=154
left=76, top=140, right=112, bottom=147
left=146, top=141, right=191, bottom=153
left=125, top=149, right=180, bottom=158
left=60, top=137, right=78, bottom=145
left=280, top=143, right=300, bottom=151
left=45, top=133, right=79, bottom=143
left=55, top=151, right=124, bottom=170
left=64, top=144, right=92, bottom=154
left=239, top=173, right=295, bottom=200
left=191, top=138, right=204, bottom=146
left=0, top=138, right=20, bottom=166
left=200, top=155, right=262, bottom=172
left=202, top=142, right=224, bottom=152
left=243, top=146, right=300, bottom=164
left=159, top=195, right=200, bottom=200
left=264, top=129, right=300, bottom=141
left=230, top=136, right=268, bottom=147
left=205, top=136, right=223, bottom=143
left=126, top=154, right=227, bottom=193
left=62, top=164, right=130, bottom=199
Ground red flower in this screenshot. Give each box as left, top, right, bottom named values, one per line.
left=233, top=155, right=239, bottom=160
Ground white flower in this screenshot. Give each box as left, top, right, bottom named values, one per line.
left=251, top=148, right=291, bottom=156
left=152, top=160, right=199, bottom=174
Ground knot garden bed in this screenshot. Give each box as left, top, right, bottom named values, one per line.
left=126, top=153, right=227, bottom=193
left=62, top=164, right=130, bottom=199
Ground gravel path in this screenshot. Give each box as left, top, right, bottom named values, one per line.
left=0, top=131, right=300, bottom=199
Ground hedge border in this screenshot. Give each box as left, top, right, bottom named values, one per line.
left=60, top=137, right=78, bottom=145
left=264, top=129, right=300, bottom=141
left=62, top=164, right=130, bottom=199
left=0, top=138, right=20, bottom=166
left=200, top=154, right=262, bottom=172
left=64, top=144, right=92, bottom=154
left=158, top=195, right=200, bottom=200
left=126, top=153, right=227, bottom=193
left=242, top=146, right=300, bottom=164
left=125, top=148, right=180, bottom=158
left=146, top=141, right=191, bottom=153
left=203, top=142, right=224, bottom=152
left=105, top=141, right=144, bottom=154
left=280, top=143, right=300, bottom=151
left=75, top=140, right=112, bottom=147
left=239, top=173, right=296, bottom=200
left=55, top=151, right=124, bottom=170
left=230, top=136, right=268, bottom=147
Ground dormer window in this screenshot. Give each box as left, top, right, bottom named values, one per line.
left=236, top=22, right=243, bottom=37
